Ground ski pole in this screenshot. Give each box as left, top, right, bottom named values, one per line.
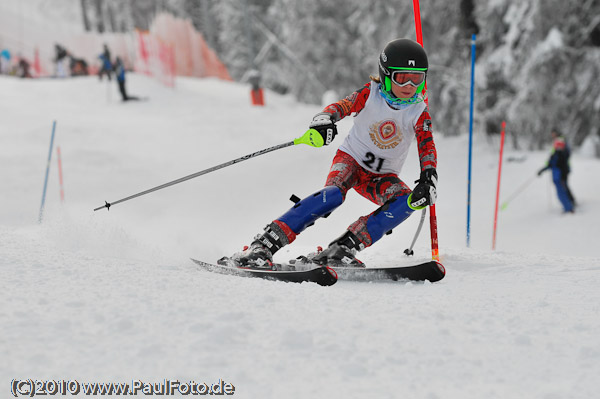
left=404, top=208, right=426, bottom=256
left=500, top=174, right=537, bottom=211
left=94, top=129, right=325, bottom=211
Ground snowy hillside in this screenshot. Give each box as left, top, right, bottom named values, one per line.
left=2, top=75, right=600, bottom=398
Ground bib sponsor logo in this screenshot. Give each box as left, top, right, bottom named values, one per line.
left=369, top=120, right=402, bottom=149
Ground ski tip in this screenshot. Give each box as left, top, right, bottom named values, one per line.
left=432, top=261, right=446, bottom=281
left=318, top=266, right=338, bottom=286
left=325, top=266, right=338, bottom=280
left=435, top=261, right=445, bottom=275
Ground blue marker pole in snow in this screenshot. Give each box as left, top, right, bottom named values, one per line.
left=466, top=34, right=476, bottom=247
left=38, top=120, right=57, bottom=223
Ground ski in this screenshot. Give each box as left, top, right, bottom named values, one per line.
left=191, top=258, right=338, bottom=287
left=328, top=260, right=446, bottom=282
left=193, top=257, right=444, bottom=285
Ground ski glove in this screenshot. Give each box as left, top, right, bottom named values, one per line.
left=309, top=112, right=337, bottom=145
left=409, top=168, right=438, bottom=209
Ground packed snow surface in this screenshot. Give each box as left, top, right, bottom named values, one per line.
left=2, top=75, right=599, bottom=398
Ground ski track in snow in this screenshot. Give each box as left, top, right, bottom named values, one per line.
left=2, top=75, right=600, bottom=399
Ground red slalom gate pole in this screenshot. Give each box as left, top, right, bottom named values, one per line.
left=57, top=146, right=65, bottom=203
left=413, top=0, right=439, bottom=261
left=492, top=122, right=506, bottom=250
left=413, top=0, right=424, bottom=45
left=412, top=0, right=428, bottom=95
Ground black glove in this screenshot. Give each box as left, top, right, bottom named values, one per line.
left=409, top=168, right=438, bottom=209
left=309, top=112, right=337, bottom=145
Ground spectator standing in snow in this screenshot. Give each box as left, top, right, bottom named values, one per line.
left=98, top=44, right=112, bottom=81
left=538, top=129, right=575, bottom=213
left=114, top=57, right=140, bottom=102
left=229, top=38, right=438, bottom=269
left=54, top=44, right=69, bottom=78
left=17, top=56, right=32, bottom=78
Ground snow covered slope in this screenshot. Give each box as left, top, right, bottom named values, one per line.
left=2, top=74, right=599, bottom=398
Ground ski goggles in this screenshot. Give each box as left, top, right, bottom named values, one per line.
left=391, top=70, right=426, bottom=87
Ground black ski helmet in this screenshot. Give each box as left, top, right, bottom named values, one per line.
left=378, top=38, right=429, bottom=97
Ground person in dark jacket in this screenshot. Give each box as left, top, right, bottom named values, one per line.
left=538, top=131, right=575, bottom=213
left=54, top=44, right=69, bottom=77
left=98, top=44, right=112, bottom=81
left=114, top=57, right=139, bottom=102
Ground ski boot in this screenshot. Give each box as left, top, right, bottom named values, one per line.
left=233, top=242, right=275, bottom=269
left=232, top=222, right=290, bottom=269
left=311, top=231, right=365, bottom=267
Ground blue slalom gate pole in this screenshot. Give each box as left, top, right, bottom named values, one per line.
left=39, top=120, right=57, bottom=223
left=466, top=34, right=476, bottom=247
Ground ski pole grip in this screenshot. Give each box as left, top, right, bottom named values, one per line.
left=294, top=129, right=325, bottom=148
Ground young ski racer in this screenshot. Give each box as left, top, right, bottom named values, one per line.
left=230, top=38, right=438, bottom=268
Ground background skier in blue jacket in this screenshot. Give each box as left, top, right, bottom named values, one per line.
left=114, top=57, right=140, bottom=102
left=98, top=44, right=112, bottom=81
left=538, top=130, right=575, bottom=213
